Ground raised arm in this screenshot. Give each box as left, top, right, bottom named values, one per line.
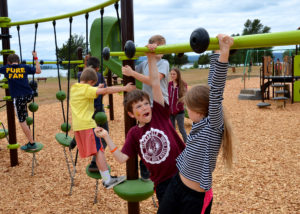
left=208, top=34, right=233, bottom=129
left=122, top=65, right=165, bottom=85
left=147, top=44, right=164, bottom=106
left=32, top=51, right=41, bottom=74
left=94, top=127, right=129, bottom=163
left=96, top=82, right=135, bottom=96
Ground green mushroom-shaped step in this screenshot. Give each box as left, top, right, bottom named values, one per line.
left=85, top=164, right=111, bottom=179
left=28, top=102, right=39, bottom=112
left=55, top=133, right=73, bottom=147
left=56, top=90, right=66, bottom=101
left=61, top=122, right=71, bottom=132
left=26, top=117, right=33, bottom=126
left=113, top=179, right=154, bottom=202
left=0, top=129, right=8, bottom=139
left=94, top=112, right=107, bottom=126
left=23, top=142, right=44, bottom=153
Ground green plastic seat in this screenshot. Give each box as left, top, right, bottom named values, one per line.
left=113, top=179, right=154, bottom=202
left=24, top=142, right=44, bottom=153
left=0, top=129, right=8, bottom=139
left=55, top=133, right=72, bottom=147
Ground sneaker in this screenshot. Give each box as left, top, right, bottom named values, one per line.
left=140, top=160, right=151, bottom=181
left=88, top=161, right=99, bottom=173
left=21, top=142, right=37, bottom=151
left=69, top=138, right=77, bottom=150
left=103, top=175, right=126, bottom=189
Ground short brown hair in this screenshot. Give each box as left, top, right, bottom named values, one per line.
left=7, top=54, right=20, bottom=64
left=148, top=35, right=166, bottom=46
left=124, top=89, right=150, bottom=113
left=80, top=67, right=98, bottom=83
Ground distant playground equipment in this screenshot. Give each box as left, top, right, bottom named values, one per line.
left=258, top=54, right=300, bottom=107
left=2, top=0, right=300, bottom=213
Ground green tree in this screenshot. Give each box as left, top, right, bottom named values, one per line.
left=229, top=19, right=272, bottom=66
left=174, top=54, right=188, bottom=68
left=198, top=53, right=210, bottom=68
left=162, top=54, right=175, bottom=68
left=57, top=34, right=86, bottom=78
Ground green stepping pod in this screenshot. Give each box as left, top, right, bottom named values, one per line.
left=55, top=133, right=72, bottom=147
left=0, top=129, right=8, bottom=139
left=113, top=179, right=154, bottom=202
left=24, top=142, right=44, bottom=153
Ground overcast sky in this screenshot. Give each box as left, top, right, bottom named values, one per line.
left=4, top=0, right=300, bottom=60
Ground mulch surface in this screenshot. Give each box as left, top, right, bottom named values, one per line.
left=0, top=77, right=299, bottom=214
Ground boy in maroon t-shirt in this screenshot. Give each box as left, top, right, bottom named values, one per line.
left=94, top=44, right=185, bottom=204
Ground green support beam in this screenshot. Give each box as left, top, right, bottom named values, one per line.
left=109, top=30, right=300, bottom=59
left=1, top=0, right=119, bottom=27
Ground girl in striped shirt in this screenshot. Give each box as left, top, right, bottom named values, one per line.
left=158, top=34, right=234, bottom=214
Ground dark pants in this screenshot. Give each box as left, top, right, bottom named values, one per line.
left=158, top=173, right=213, bottom=214
left=155, top=177, right=172, bottom=204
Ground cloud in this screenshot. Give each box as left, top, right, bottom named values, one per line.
left=3, top=0, right=300, bottom=60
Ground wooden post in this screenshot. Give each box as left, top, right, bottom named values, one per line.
left=0, top=0, right=19, bottom=166
left=121, top=0, right=139, bottom=214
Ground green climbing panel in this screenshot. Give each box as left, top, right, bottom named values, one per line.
left=90, top=16, right=142, bottom=89
left=113, top=179, right=154, bottom=202
left=294, top=81, right=300, bottom=102
left=294, top=55, right=300, bottom=76
left=55, top=133, right=72, bottom=147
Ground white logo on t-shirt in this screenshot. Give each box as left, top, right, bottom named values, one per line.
left=139, top=127, right=170, bottom=164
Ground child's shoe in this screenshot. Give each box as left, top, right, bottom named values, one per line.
left=88, top=161, right=99, bottom=172
left=103, top=176, right=126, bottom=189
left=21, top=142, right=37, bottom=151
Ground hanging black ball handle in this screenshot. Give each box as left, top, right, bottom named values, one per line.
left=190, top=27, right=210, bottom=54
left=102, top=47, right=110, bottom=61
left=124, top=40, right=136, bottom=59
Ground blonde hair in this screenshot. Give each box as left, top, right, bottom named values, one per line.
left=148, top=35, right=166, bottom=46
left=80, top=67, right=98, bottom=83
left=183, top=85, right=233, bottom=168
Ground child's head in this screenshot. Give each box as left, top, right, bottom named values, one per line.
left=170, top=67, right=181, bottom=82
left=80, top=67, right=98, bottom=85
left=148, top=35, right=166, bottom=46
left=124, top=89, right=151, bottom=124
left=87, top=56, right=100, bottom=71
left=7, top=54, right=20, bottom=64
left=182, top=85, right=209, bottom=120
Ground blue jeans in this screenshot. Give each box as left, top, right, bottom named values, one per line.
left=170, top=112, right=187, bottom=143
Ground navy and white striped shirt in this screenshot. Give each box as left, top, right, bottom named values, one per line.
left=176, top=54, right=228, bottom=191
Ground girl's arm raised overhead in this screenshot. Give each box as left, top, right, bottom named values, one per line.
left=208, top=34, right=234, bottom=129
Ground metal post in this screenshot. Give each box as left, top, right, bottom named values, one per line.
left=121, top=1, right=139, bottom=214
left=0, top=0, right=18, bottom=166
left=107, top=69, right=114, bottom=120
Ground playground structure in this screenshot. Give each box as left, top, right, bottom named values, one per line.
left=259, top=55, right=300, bottom=107
left=1, top=0, right=300, bottom=214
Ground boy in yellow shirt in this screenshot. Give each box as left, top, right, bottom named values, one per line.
left=70, top=67, right=135, bottom=188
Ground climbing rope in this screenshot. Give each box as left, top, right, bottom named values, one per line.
left=31, top=23, right=38, bottom=141
left=53, top=20, right=66, bottom=122
left=16, top=25, right=23, bottom=62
